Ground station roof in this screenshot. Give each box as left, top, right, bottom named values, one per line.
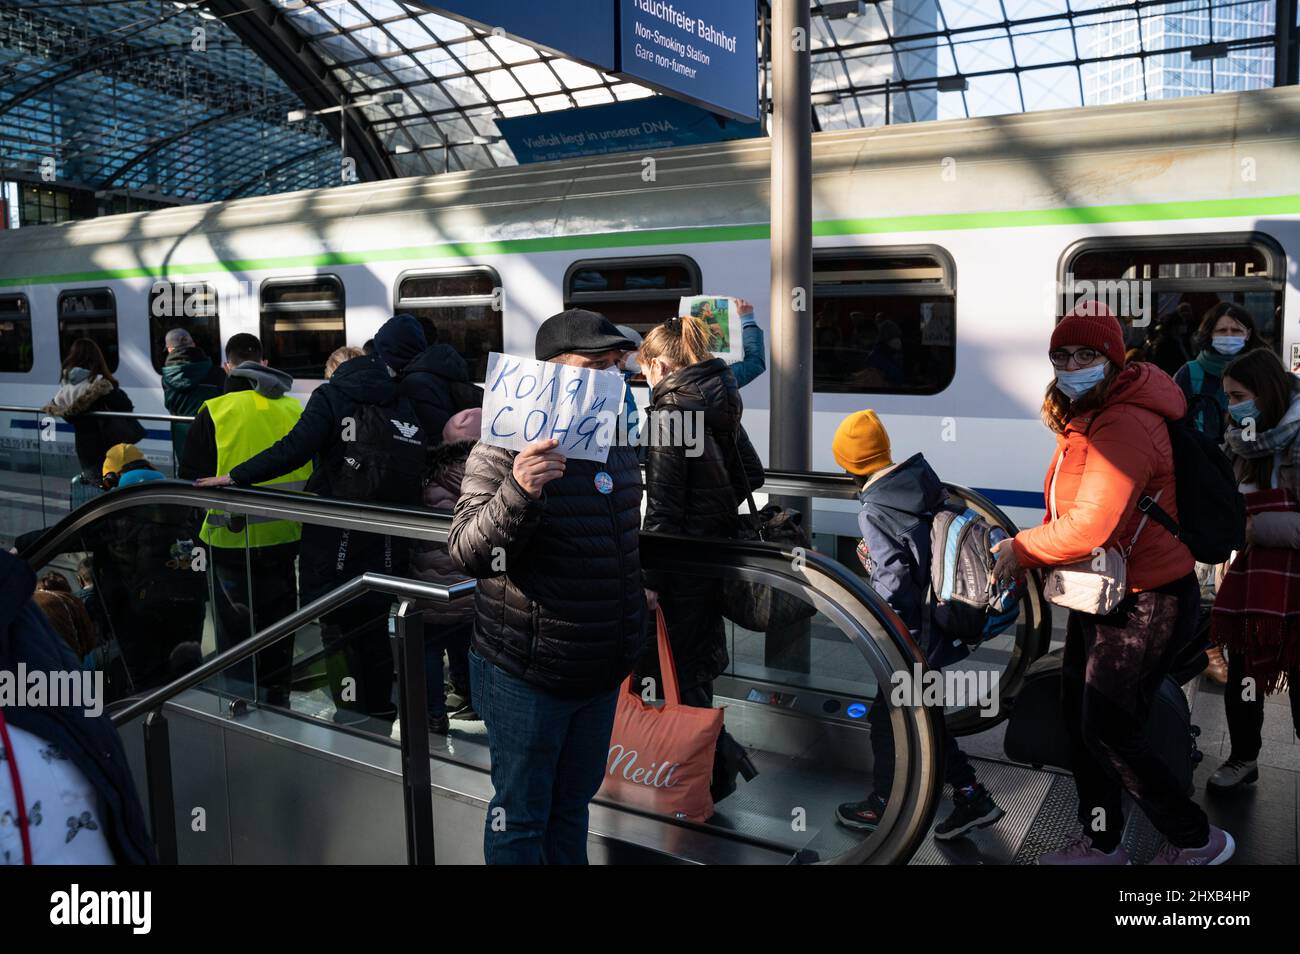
left=0, top=0, right=1288, bottom=204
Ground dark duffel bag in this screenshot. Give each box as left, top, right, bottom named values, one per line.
left=1003, top=648, right=1201, bottom=793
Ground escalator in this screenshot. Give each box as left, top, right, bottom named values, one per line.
left=18, top=478, right=1047, bottom=865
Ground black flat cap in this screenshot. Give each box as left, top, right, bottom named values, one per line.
left=535, top=309, right=637, bottom=361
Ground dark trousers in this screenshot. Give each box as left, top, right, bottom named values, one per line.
left=211, top=543, right=299, bottom=704
left=424, top=621, right=471, bottom=718
left=1224, top=650, right=1300, bottom=762
left=321, top=597, right=397, bottom=719
left=679, top=681, right=753, bottom=801
left=470, top=647, right=617, bottom=864
left=869, top=628, right=977, bottom=800
left=1062, top=573, right=1208, bottom=851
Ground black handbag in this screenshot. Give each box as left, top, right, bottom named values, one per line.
left=720, top=435, right=818, bottom=633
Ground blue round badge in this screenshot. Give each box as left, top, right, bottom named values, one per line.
left=594, top=471, right=614, bottom=495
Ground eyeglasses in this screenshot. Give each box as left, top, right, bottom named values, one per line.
left=1048, top=347, right=1100, bottom=369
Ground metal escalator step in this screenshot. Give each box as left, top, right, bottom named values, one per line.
left=910, top=758, right=1057, bottom=865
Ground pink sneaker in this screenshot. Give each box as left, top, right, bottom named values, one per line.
left=1149, top=826, right=1235, bottom=865
left=1038, top=835, right=1131, bottom=865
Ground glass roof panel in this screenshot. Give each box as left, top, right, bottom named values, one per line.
left=0, top=0, right=1287, bottom=207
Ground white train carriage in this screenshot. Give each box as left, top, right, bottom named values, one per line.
left=1, top=86, right=1298, bottom=540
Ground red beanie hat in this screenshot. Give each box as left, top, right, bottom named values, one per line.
left=1050, top=300, right=1126, bottom=366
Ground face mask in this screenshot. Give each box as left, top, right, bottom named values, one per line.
left=1054, top=361, right=1109, bottom=400
left=622, top=353, right=640, bottom=375
left=1212, top=335, right=1246, bottom=355
left=1228, top=399, right=1258, bottom=424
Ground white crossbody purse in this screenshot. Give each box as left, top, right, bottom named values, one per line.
left=1041, top=451, right=1162, bottom=616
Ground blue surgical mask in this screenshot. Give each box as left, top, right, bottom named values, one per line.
left=1054, top=361, right=1109, bottom=400
left=1228, top=399, right=1258, bottom=424
left=1212, top=335, right=1246, bottom=355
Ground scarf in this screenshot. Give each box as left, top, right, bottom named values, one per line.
left=1223, top=393, right=1300, bottom=488
left=1193, top=348, right=1233, bottom=380
left=1211, top=487, right=1300, bottom=694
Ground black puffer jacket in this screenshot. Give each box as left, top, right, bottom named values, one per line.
left=410, top=439, right=475, bottom=629
left=641, top=358, right=764, bottom=691
left=230, top=354, right=420, bottom=602
left=398, top=344, right=472, bottom=445
left=448, top=442, right=646, bottom=696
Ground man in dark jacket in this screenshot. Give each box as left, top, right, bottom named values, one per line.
left=830, top=410, right=1004, bottom=842
left=160, top=328, right=225, bottom=462
left=0, top=548, right=155, bottom=864
left=448, top=309, right=644, bottom=865
left=376, top=312, right=475, bottom=442
left=198, top=347, right=426, bottom=721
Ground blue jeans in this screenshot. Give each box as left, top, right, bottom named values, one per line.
left=469, top=647, right=618, bottom=864
left=425, top=622, right=471, bottom=718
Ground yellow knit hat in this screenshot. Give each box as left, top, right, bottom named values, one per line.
left=832, top=410, right=893, bottom=476
left=102, top=443, right=144, bottom=477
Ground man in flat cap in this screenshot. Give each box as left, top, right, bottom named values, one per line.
left=449, top=309, right=648, bottom=865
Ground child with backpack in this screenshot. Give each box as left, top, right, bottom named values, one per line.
left=831, top=410, right=1006, bottom=841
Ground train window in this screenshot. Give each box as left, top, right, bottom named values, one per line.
left=148, top=281, right=220, bottom=373
left=395, top=267, right=503, bottom=382
left=0, top=295, right=34, bottom=373
left=1060, top=234, right=1285, bottom=361
left=57, top=288, right=119, bottom=373
left=563, top=256, right=702, bottom=337
left=812, top=247, right=956, bottom=395
left=259, top=276, right=346, bottom=380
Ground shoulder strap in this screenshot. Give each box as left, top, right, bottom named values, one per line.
left=1125, top=489, right=1166, bottom=556
left=0, top=707, right=34, bottom=865
left=725, top=432, right=760, bottom=520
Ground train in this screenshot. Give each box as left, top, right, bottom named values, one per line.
left=2, top=85, right=1299, bottom=544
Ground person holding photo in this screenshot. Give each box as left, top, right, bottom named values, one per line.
left=637, top=313, right=765, bottom=801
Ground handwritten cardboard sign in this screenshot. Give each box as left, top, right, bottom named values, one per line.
left=480, top=352, right=624, bottom=463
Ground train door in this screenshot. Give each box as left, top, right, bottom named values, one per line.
left=1058, top=233, right=1287, bottom=370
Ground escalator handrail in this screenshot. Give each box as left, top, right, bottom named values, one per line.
left=109, top=572, right=475, bottom=727
left=26, top=480, right=945, bottom=863
left=0, top=404, right=195, bottom=424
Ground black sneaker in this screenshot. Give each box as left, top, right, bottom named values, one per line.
left=835, top=793, right=887, bottom=832
left=448, top=705, right=481, bottom=722
left=428, top=714, right=450, bottom=735
left=933, top=786, right=1004, bottom=841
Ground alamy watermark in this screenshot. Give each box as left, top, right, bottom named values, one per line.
left=0, top=665, right=103, bottom=717
left=1053, top=273, right=1153, bottom=327
left=889, top=663, right=1000, bottom=719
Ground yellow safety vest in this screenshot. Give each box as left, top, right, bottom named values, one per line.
left=199, top=389, right=313, bottom=549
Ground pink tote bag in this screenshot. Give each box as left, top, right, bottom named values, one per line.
left=598, top=607, right=724, bottom=823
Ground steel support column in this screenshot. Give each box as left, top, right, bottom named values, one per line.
left=768, top=0, right=813, bottom=477
left=1278, top=0, right=1298, bottom=86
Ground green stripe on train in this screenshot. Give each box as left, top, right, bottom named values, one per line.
left=4, top=192, right=1300, bottom=288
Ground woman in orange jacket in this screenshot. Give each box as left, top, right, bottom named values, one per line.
left=992, top=302, right=1233, bottom=866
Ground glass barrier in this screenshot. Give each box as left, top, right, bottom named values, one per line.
left=19, top=483, right=944, bottom=864
left=740, top=474, right=1051, bottom=736
left=0, top=405, right=185, bottom=550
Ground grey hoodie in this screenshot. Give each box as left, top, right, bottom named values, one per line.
left=229, top=361, right=293, bottom=399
